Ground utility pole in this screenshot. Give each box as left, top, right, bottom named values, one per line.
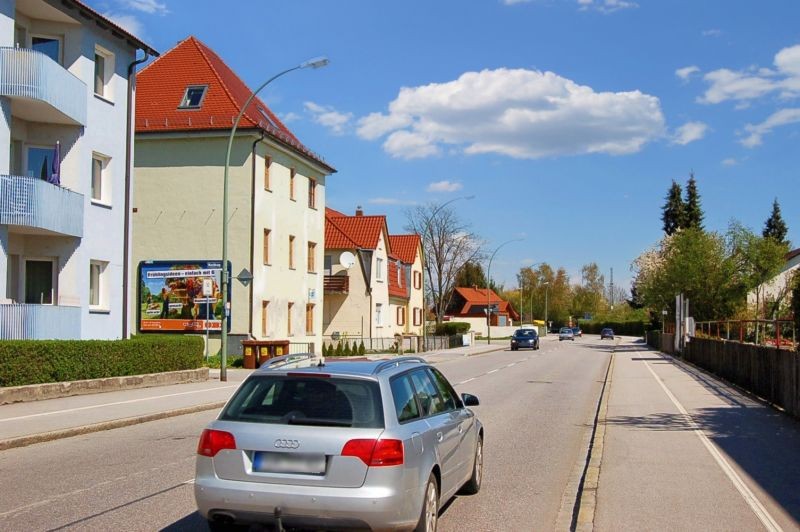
left=610, top=267, right=614, bottom=310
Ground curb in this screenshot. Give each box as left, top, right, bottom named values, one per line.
left=0, top=368, right=210, bottom=405
left=0, top=401, right=226, bottom=451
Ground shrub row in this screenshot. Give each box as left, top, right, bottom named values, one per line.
left=0, top=335, right=204, bottom=387
left=434, top=322, right=471, bottom=335
left=324, top=341, right=366, bottom=357
left=577, top=320, right=647, bottom=337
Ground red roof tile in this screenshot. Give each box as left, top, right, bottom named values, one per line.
left=453, top=287, right=519, bottom=320
left=389, top=234, right=421, bottom=264
left=326, top=207, right=347, bottom=218
left=135, top=36, right=332, bottom=172
left=324, top=210, right=388, bottom=250
left=388, top=260, right=409, bottom=299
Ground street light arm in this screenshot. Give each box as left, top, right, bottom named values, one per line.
left=485, top=237, right=524, bottom=344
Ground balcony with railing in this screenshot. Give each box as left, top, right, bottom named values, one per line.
left=324, top=275, right=349, bottom=294
left=0, top=47, right=87, bottom=125
left=0, top=174, right=84, bottom=237
left=0, top=304, right=81, bottom=339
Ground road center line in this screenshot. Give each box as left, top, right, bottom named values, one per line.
left=458, top=378, right=476, bottom=385
left=0, top=385, right=239, bottom=423
left=643, top=360, right=783, bottom=532
left=487, top=369, right=499, bottom=374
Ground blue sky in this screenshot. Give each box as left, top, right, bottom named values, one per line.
left=98, top=0, right=800, bottom=292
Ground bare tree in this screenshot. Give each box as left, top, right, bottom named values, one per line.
left=406, top=203, right=483, bottom=326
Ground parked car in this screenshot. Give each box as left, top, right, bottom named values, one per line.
left=571, top=327, right=583, bottom=338
left=600, top=328, right=615, bottom=340
left=194, top=354, right=484, bottom=531
left=511, top=328, right=540, bottom=350
left=559, top=327, right=575, bottom=341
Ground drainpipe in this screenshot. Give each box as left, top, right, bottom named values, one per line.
left=249, top=132, right=266, bottom=338
left=122, top=51, right=149, bottom=339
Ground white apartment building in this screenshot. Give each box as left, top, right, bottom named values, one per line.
left=0, top=0, right=156, bottom=339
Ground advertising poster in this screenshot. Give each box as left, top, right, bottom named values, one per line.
left=138, top=260, right=231, bottom=333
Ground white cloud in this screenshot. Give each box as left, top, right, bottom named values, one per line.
left=721, top=158, right=739, bottom=166
left=502, top=0, right=532, bottom=4
left=102, top=12, right=144, bottom=36
left=427, top=180, right=463, bottom=193
left=304, top=102, right=353, bottom=135
left=740, top=108, right=800, bottom=147
left=672, top=121, right=709, bottom=145
left=368, top=197, right=418, bottom=206
left=699, top=43, right=800, bottom=104
left=578, top=0, right=638, bottom=13
left=357, top=68, right=665, bottom=160
left=121, top=0, right=168, bottom=14
left=280, top=112, right=301, bottom=123
left=676, top=66, right=700, bottom=81
left=702, top=29, right=722, bottom=37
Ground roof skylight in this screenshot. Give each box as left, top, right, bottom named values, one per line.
left=179, top=85, right=208, bottom=109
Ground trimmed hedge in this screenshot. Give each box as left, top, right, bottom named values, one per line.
left=577, top=320, right=646, bottom=337
left=0, top=335, right=204, bottom=387
left=434, top=322, right=471, bottom=335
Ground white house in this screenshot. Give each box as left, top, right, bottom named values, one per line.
left=0, top=0, right=157, bottom=339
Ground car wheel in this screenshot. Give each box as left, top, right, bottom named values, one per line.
left=415, top=473, right=439, bottom=532
left=459, top=436, right=483, bottom=495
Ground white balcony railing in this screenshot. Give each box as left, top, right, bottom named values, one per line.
left=0, top=175, right=84, bottom=237
left=0, top=47, right=87, bottom=125
left=0, top=304, right=81, bottom=339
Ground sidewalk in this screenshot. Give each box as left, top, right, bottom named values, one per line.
left=0, top=341, right=509, bottom=451
left=591, top=339, right=800, bottom=531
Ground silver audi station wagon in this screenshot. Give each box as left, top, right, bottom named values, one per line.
left=194, top=355, right=484, bottom=531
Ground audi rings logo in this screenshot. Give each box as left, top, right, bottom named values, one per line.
left=274, top=439, right=300, bottom=449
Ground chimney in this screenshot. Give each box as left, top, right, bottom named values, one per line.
left=355, top=205, right=363, bottom=216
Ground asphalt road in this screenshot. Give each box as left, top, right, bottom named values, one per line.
left=0, top=336, right=612, bottom=531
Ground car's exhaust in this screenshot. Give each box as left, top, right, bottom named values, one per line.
left=210, top=511, right=236, bottom=525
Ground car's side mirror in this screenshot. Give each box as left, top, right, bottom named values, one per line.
left=461, top=393, right=480, bottom=407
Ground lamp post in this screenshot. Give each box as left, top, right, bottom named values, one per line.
left=519, top=262, right=544, bottom=325
left=543, top=281, right=550, bottom=335
left=420, top=195, right=475, bottom=351
left=486, top=238, right=524, bottom=344
left=220, top=57, right=329, bottom=382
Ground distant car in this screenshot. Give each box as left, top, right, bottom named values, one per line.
left=559, top=327, right=575, bottom=341
left=600, top=328, right=615, bottom=340
left=511, top=328, right=540, bottom=350
left=571, top=327, right=582, bottom=338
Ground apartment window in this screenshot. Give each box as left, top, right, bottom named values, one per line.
left=289, top=168, right=296, bottom=200
left=261, top=300, right=269, bottom=337
left=89, top=260, right=107, bottom=309
left=307, top=242, right=316, bottom=273
left=179, top=85, right=208, bottom=109
left=94, top=46, right=114, bottom=99
left=308, top=179, right=317, bottom=209
left=375, top=303, right=383, bottom=327
left=376, top=258, right=384, bottom=281
left=397, top=307, right=406, bottom=326
left=288, top=302, right=294, bottom=335
left=289, top=235, right=295, bottom=269
left=26, top=146, right=55, bottom=181
left=262, top=229, right=271, bottom=265
left=32, top=36, right=61, bottom=64
left=413, top=308, right=422, bottom=326
left=306, top=304, right=314, bottom=334
left=264, top=156, right=272, bottom=190
left=91, top=154, right=109, bottom=204
left=414, top=271, right=422, bottom=289
left=324, top=255, right=333, bottom=276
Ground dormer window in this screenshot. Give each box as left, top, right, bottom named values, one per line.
left=179, top=85, right=207, bottom=109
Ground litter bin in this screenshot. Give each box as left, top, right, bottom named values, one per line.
left=242, top=342, right=257, bottom=369
left=242, top=340, right=291, bottom=368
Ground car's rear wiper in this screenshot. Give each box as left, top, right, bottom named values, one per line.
left=287, top=417, right=352, bottom=427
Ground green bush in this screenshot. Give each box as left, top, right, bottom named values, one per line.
left=334, top=341, right=343, bottom=357
left=358, top=341, right=366, bottom=356
left=434, top=322, right=471, bottom=335
left=343, top=341, right=352, bottom=356
left=0, top=335, right=204, bottom=387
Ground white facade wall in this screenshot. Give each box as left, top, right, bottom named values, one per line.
left=371, top=232, right=390, bottom=339
left=323, top=249, right=370, bottom=339
left=747, top=254, right=800, bottom=312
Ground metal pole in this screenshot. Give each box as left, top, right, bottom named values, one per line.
left=486, top=238, right=523, bottom=345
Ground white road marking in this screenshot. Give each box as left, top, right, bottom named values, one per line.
left=644, top=360, right=783, bottom=532
left=487, top=369, right=499, bottom=374
left=0, top=386, right=239, bottom=423
left=458, top=378, right=476, bottom=385
left=507, top=363, right=516, bottom=367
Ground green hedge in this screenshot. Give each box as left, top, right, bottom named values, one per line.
left=577, top=320, right=646, bottom=337
left=0, top=335, right=204, bottom=387
left=434, top=322, right=471, bottom=335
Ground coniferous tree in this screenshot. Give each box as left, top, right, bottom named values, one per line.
left=763, top=198, right=789, bottom=245
left=683, top=173, right=704, bottom=230
left=661, top=180, right=685, bottom=235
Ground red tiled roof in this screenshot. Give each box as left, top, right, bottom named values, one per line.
left=326, top=207, right=347, bottom=218
left=389, top=234, right=421, bottom=264
left=388, top=260, right=409, bottom=299
left=453, top=287, right=520, bottom=320
left=135, top=36, right=333, bottom=172
left=324, top=210, right=388, bottom=250
left=325, top=216, right=360, bottom=249
left=787, top=248, right=800, bottom=262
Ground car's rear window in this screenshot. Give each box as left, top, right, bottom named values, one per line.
left=219, top=375, right=384, bottom=428
left=514, top=330, right=537, bottom=337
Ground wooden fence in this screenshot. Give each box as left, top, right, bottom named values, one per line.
left=682, top=337, right=800, bottom=418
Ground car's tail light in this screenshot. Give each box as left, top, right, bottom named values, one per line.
left=341, top=438, right=404, bottom=466
left=197, top=429, right=236, bottom=457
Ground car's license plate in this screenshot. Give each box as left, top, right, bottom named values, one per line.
left=253, top=452, right=326, bottom=475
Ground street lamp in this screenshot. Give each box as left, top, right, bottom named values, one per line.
left=420, top=195, right=475, bottom=351
left=220, top=56, right=329, bottom=381
left=519, top=262, right=544, bottom=325
left=543, top=281, right=550, bottom=335
left=486, top=238, right=524, bottom=344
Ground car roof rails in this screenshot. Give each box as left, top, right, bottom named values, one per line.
left=372, top=356, right=427, bottom=375
left=259, top=353, right=317, bottom=370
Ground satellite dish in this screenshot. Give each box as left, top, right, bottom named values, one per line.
left=339, top=251, right=356, bottom=269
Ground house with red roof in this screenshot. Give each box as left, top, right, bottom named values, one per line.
left=445, top=286, right=520, bottom=336
left=0, top=0, right=157, bottom=340
left=131, top=36, right=335, bottom=355
left=324, top=208, right=424, bottom=348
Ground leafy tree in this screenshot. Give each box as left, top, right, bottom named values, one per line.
left=571, top=263, right=606, bottom=319
left=455, top=261, right=500, bottom=291
left=683, top=173, right=704, bottom=230
left=661, top=180, right=685, bottom=235
left=763, top=198, right=789, bottom=245
left=791, top=272, right=800, bottom=347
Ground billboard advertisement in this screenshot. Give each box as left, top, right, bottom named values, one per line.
left=137, top=260, right=231, bottom=333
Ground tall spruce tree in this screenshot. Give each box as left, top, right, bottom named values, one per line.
left=661, top=180, right=685, bottom=235
left=763, top=198, right=789, bottom=245
left=683, top=173, right=704, bottom=230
